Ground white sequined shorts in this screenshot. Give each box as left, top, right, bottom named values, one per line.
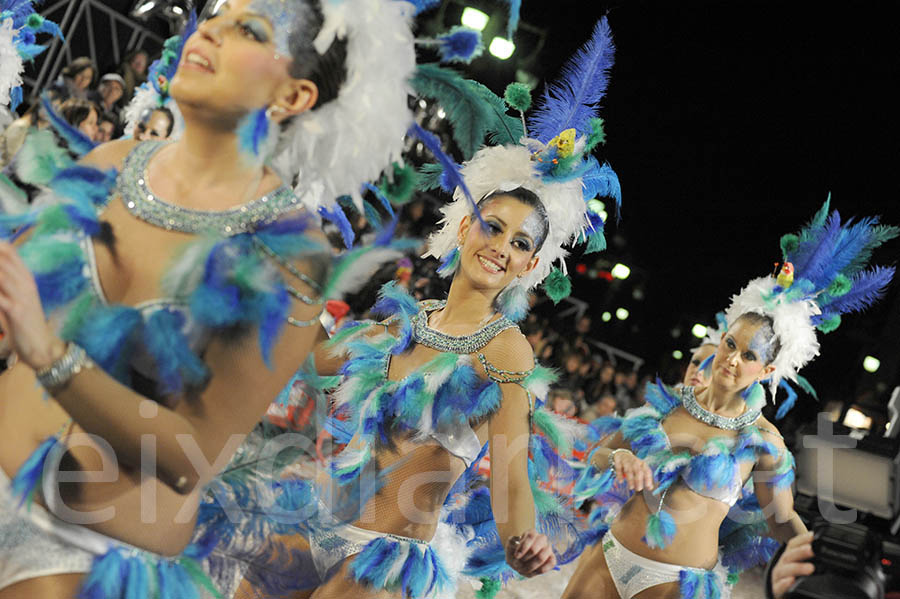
left=601, top=530, right=730, bottom=599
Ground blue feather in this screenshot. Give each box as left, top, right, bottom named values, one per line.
left=818, top=266, right=894, bottom=316
left=503, top=0, right=522, bottom=38
left=679, top=569, right=700, bottom=599
left=77, top=549, right=127, bottom=599
left=363, top=183, right=398, bottom=245
left=643, top=508, right=676, bottom=549
left=581, top=158, right=622, bottom=216
left=699, top=352, right=715, bottom=375
left=407, top=0, right=440, bottom=15
left=237, top=107, right=270, bottom=157
left=528, top=18, right=615, bottom=142
left=437, top=246, right=460, bottom=276
left=41, top=95, right=97, bottom=157
left=436, top=26, right=484, bottom=64
left=50, top=165, right=117, bottom=208
left=144, top=309, right=210, bottom=395
left=74, top=305, right=143, bottom=383
left=587, top=415, right=623, bottom=441
left=318, top=202, right=355, bottom=248
left=407, top=122, right=483, bottom=227
left=792, top=211, right=843, bottom=289
left=704, top=571, right=722, bottom=599
left=775, top=380, right=798, bottom=420
left=124, top=557, right=150, bottom=599
left=10, top=434, right=60, bottom=507
left=371, top=281, right=419, bottom=353
left=495, top=283, right=529, bottom=321
left=31, top=254, right=89, bottom=312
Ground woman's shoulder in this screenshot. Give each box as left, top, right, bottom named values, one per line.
left=754, top=415, right=784, bottom=442
left=480, top=325, right=535, bottom=374
left=81, top=138, right=139, bottom=171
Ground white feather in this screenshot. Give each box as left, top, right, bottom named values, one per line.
left=325, top=248, right=404, bottom=299
left=0, top=19, right=23, bottom=109
left=122, top=83, right=185, bottom=139
left=430, top=521, right=474, bottom=599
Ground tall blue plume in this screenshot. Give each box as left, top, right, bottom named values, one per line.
left=407, top=122, right=483, bottom=228
left=318, top=202, right=355, bottom=248
left=363, top=183, right=398, bottom=245
left=581, top=158, right=622, bottom=219
left=41, top=95, right=97, bottom=157
left=818, top=266, right=895, bottom=317
left=527, top=18, right=615, bottom=143
left=237, top=107, right=271, bottom=158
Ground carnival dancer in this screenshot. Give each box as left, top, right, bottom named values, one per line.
left=563, top=200, right=896, bottom=599
left=230, top=17, right=622, bottom=599
left=0, top=0, right=416, bottom=596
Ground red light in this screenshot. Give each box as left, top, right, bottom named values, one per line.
left=598, top=270, right=613, bottom=281
left=882, top=558, right=892, bottom=567
left=575, top=263, right=587, bottom=275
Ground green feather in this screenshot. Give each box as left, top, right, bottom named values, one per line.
left=727, top=572, right=740, bottom=586
left=0, top=173, right=28, bottom=203
left=533, top=409, right=570, bottom=454
left=795, top=374, right=818, bottom=400
left=524, top=365, right=558, bottom=389
left=826, top=274, right=852, bottom=297
left=780, top=233, right=799, bottom=260
left=817, top=314, right=841, bottom=333
left=530, top=477, right=563, bottom=515
left=14, top=129, right=72, bottom=186
left=416, top=163, right=446, bottom=192
left=18, top=237, right=82, bottom=273
left=60, top=292, right=95, bottom=341
left=543, top=267, right=571, bottom=304
left=379, top=163, right=419, bottom=205
left=584, top=230, right=607, bottom=254
left=33, top=204, right=73, bottom=236
left=503, top=82, right=532, bottom=113
left=799, top=197, right=831, bottom=244
left=326, top=321, right=373, bottom=348
left=476, top=577, right=502, bottom=599
left=411, top=64, right=523, bottom=158
left=583, top=117, right=607, bottom=152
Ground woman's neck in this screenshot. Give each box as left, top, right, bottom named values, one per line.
left=698, top=382, right=746, bottom=418
left=436, top=275, right=498, bottom=328
left=166, top=117, right=258, bottom=189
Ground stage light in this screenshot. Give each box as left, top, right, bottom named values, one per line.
left=672, top=350, right=683, bottom=360
left=461, top=7, right=489, bottom=31
left=489, top=37, right=515, bottom=60
left=170, top=5, right=183, bottom=14
left=843, top=407, right=872, bottom=430
left=863, top=355, right=880, bottom=373
left=616, top=308, right=629, bottom=320
left=132, top=1, right=159, bottom=16
left=691, top=324, right=707, bottom=339
left=601, top=311, right=612, bottom=322
left=611, top=263, right=630, bottom=280
left=418, top=99, right=427, bottom=109
left=437, top=108, right=446, bottom=119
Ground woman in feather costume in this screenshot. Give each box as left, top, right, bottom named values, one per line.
left=0, top=0, right=416, bottom=596
left=231, top=17, right=622, bottom=599
left=563, top=201, right=896, bottom=599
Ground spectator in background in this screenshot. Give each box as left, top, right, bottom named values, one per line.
left=590, top=362, right=616, bottom=399
left=595, top=393, right=618, bottom=417
left=96, top=112, right=119, bottom=143
left=135, top=107, right=175, bottom=141
left=59, top=98, right=100, bottom=142
left=51, top=57, right=96, bottom=101
left=118, top=48, right=150, bottom=99
left=549, top=388, right=578, bottom=419
left=90, top=73, right=126, bottom=119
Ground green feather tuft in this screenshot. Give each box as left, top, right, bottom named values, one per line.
left=19, top=237, right=82, bottom=273
left=503, top=82, right=532, bottom=113
left=60, top=292, right=95, bottom=341
left=827, top=274, right=852, bottom=297
left=379, top=163, right=419, bottom=205
left=32, top=204, right=73, bottom=236
left=476, top=577, right=502, bottom=599
left=795, top=374, right=818, bottom=400
left=780, top=233, right=799, bottom=259
left=326, top=321, right=373, bottom=348
left=584, top=117, right=607, bottom=152
left=411, top=64, right=523, bottom=158
left=416, top=163, right=446, bottom=192
left=727, top=572, right=740, bottom=586
left=817, top=314, right=841, bottom=333
left=584, top=230, right=606, bottom=254
left=533, top=408, right=570, bottom=454
left=543, top=267, right=571, bottom=304
left=14, top=129, right=72, bottom=186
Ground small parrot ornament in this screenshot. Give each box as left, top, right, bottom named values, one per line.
left=548, top=128, right=577, bottom=158
left=776, top=261, right=794, bottom=289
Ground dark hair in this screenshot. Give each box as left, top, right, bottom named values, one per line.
left=58, top=98, right=97, bottom=129
left=61, top=57, right=96, bottom=83
left=477, top=187, right=550, bottom=252
left=136, top=107, right=175, bottom=138
left=734, top=312, right=782, bottom=363
left=283, top=1, right=349, bottom=108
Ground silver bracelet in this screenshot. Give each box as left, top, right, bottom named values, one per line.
left=35, top=343, right=94, bottom=392
left=608, top=448, right=633, bottom=471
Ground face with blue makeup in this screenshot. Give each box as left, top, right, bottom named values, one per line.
left=711, top=315, right=777, bottom=394
left=170, top=0, right=318, bottom=125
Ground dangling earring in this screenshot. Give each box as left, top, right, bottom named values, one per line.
left=741, top=380, right=765, bottom=410
left=437, top=246, right=460, bottom=277
left=495, top=283, right=529, bottom=322
left=237, top=106, right=278, bottom=159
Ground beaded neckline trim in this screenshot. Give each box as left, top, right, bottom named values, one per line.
left=411, top=300, right=517, bottom=354
left=118, top=141, right=299, bottom=236
left=681, top=386, right=760, bottom=431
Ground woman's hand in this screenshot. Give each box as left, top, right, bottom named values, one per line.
left=771, top=531, right=815, bottom=599
left=506, top=529, right=557, bottom=577
left=0, top=242, right=66, bottom=370
left=611, top=449, right=655, bottom=492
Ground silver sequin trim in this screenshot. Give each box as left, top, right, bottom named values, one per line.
left=681, top=386, right=760, bottom=430
left=411, top=300, right=517, bottom=354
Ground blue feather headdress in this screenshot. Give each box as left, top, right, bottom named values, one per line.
left=724, top=197, right=897, bottom=398
left=1, top=0, right=63, bottom=111
left=422, top=18, right=620, bottom=313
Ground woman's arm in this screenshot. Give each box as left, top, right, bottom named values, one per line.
left=483, top=331, right=556, bottom=577
left=0, top=231, right=328, bottom=494
left=753, top=427, right=808, bottom=542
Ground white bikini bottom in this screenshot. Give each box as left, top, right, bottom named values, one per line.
left=602, top=529, right=730, bottom=599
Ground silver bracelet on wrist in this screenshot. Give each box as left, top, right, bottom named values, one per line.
left=608, top=448, right=633, bottom=471
left=35, top=343, right=94, bottom=392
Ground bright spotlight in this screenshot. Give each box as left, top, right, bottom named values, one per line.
left=611, top=263, right=631, bottom=280
left=601, top=311, right=612, bottom=322
left=843, top=407, right=872, bottom=430
left=691, top=324, right=708, bottom=339
left=489, top=37, right=515, bottom=60
left=616, top=308, right=629, bottom=320
left=171, top=5, right=183, bottom=14
left=437, top=108, right=446, bottom=119
left=461, top=7, right=490, bottom=31
left=863, top=356, right=880, bottom=373
left=133, top=1, right=158, bottom=15
left=672, top=350, right=684, bottom=360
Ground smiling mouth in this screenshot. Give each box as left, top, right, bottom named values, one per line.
left=185, top=51, right=214, bottom=73
left=477, top=255, right=505, bottom=274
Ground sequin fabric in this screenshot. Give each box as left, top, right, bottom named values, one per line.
left=411, top=300, right=517, bottom=354
left=681, top=386, right=761, bottom=430
left=117, top=141, right=300, bottom=236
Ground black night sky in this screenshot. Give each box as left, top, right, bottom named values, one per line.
left=33, top=0, right=900, bottom=420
